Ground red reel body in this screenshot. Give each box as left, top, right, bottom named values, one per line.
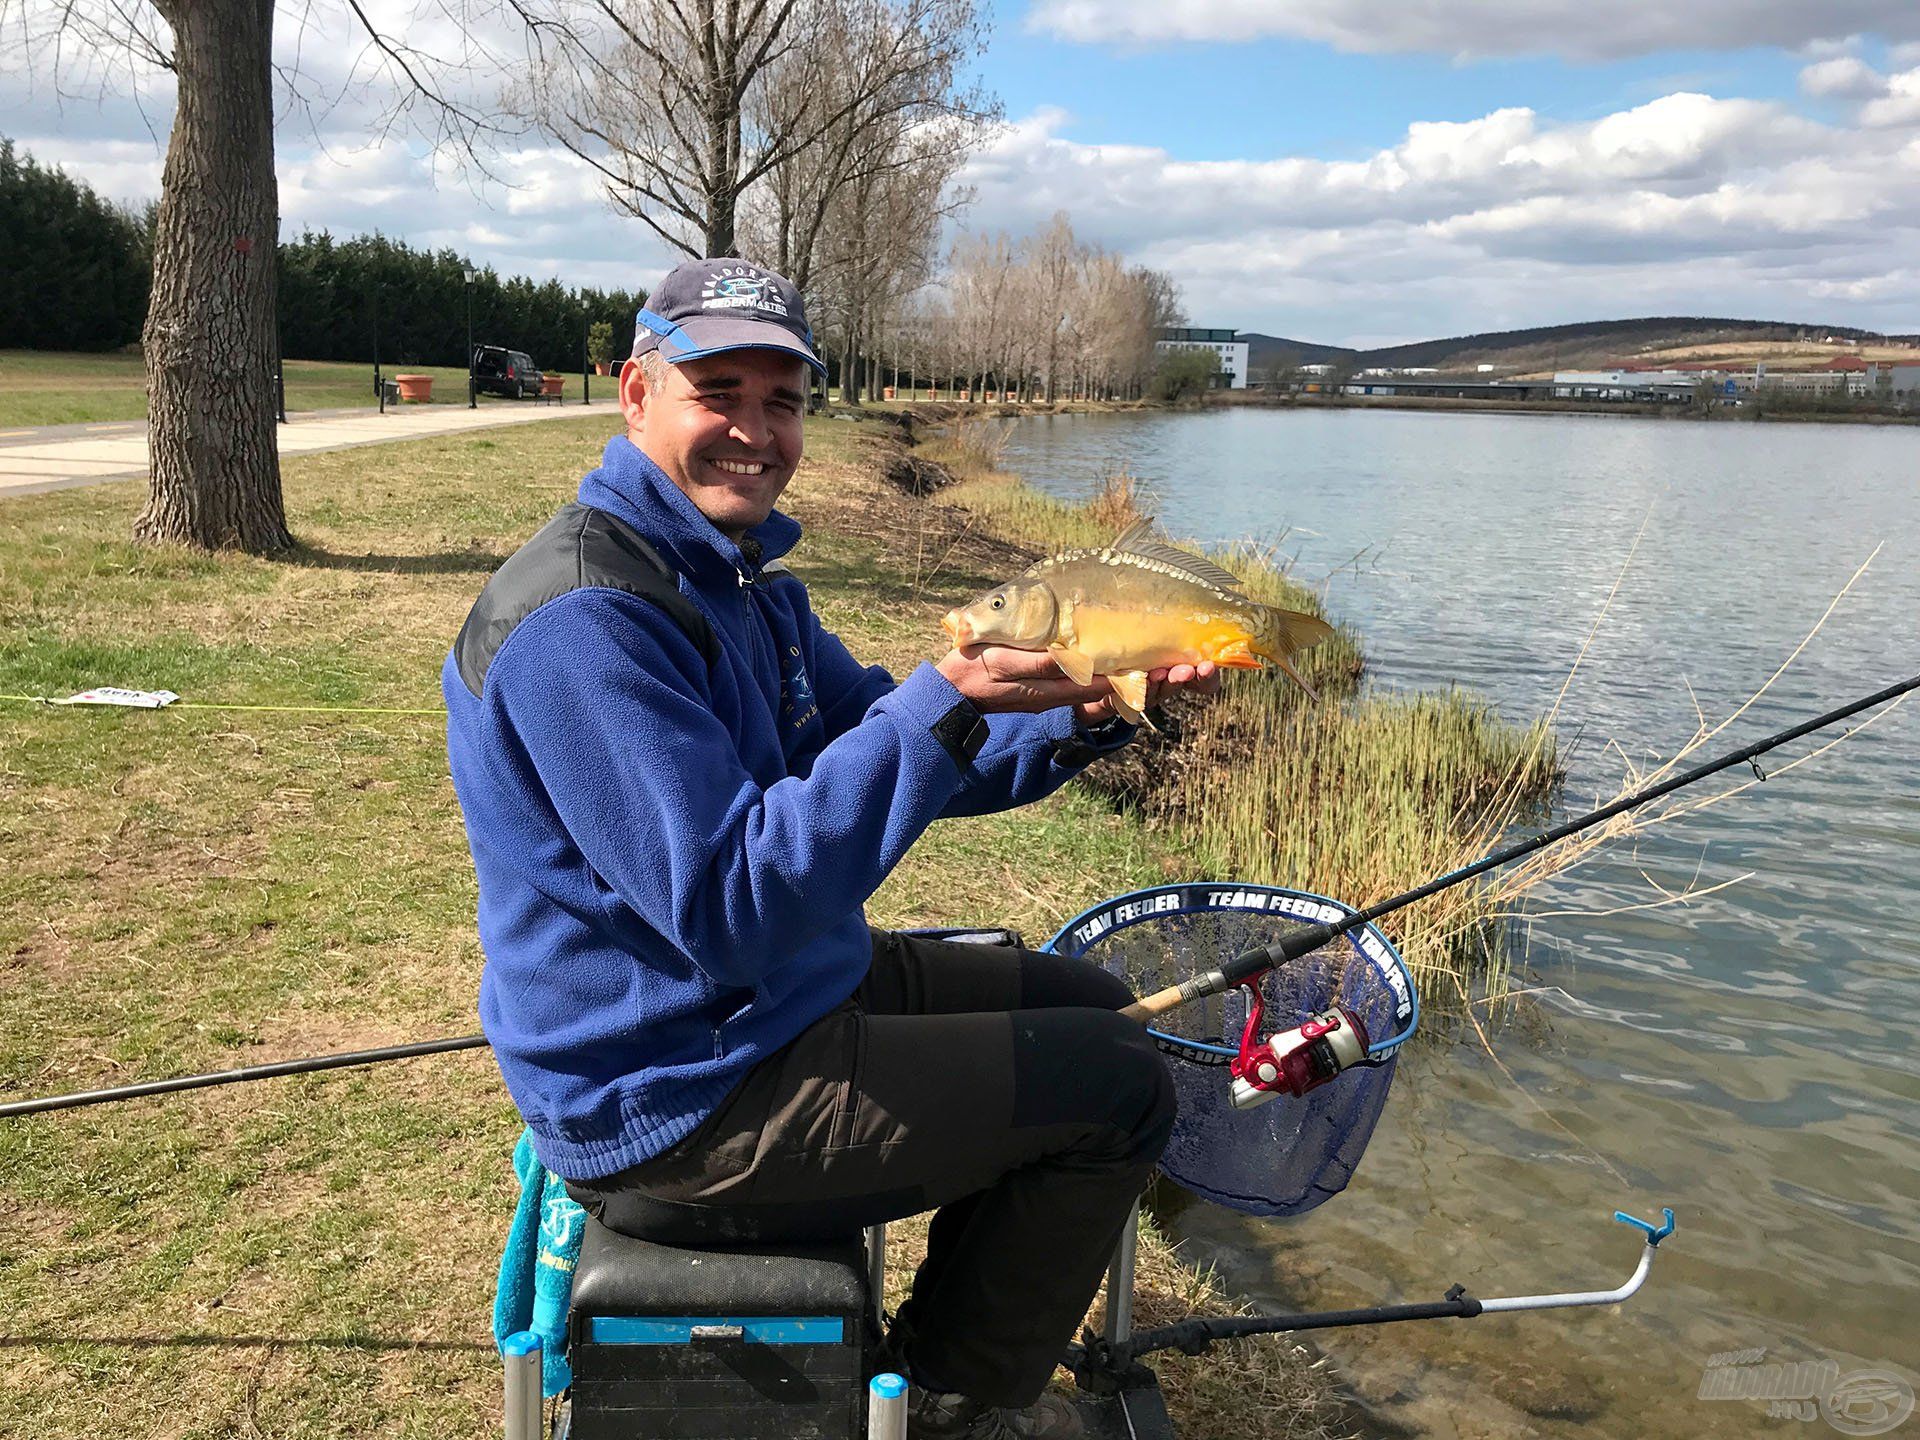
left=1229, top=986, right=1372, bottom=1109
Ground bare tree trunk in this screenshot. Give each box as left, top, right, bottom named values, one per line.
left=136, top=0, right=291, bottom=554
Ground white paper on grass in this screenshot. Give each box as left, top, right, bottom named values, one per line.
left=53, top=688, right=180, bottom=709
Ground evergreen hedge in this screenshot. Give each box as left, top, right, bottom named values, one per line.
left=0, top=139, right=645, bottom=371
left=0, top=139, right=153, bottom=352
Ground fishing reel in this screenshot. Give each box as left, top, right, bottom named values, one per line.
left=1229, top=986, right=1372, bottom=1109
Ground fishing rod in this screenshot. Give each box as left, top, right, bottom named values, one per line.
left=0, top=1034, right=488, bottom=1118
left=1123, top=671, right=1920, bottom=1024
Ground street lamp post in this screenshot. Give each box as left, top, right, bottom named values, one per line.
left=465, top=268, right=478, bottom=409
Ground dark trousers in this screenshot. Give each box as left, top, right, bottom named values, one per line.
left=565, top=929, right=1176, bottom=1407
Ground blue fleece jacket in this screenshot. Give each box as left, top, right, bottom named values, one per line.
left=445, top=436, right=1124, bottom=1181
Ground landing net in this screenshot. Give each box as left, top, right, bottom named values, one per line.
left=1045, top=883, right=1418, bottom=1217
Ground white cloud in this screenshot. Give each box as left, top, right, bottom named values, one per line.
left=1025, top=0, right=1920, bottom=61
left=1798, top=56, right=1888, bottom=100
left=955, top=91, right=1920, bottom=341
left=1861, top=68, right=1920, bottom=127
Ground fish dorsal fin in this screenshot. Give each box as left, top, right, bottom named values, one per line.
left=1108, top=519, right=1244, bottom=590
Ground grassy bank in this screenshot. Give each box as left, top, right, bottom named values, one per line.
left=0, top=413, right=1357, bottom=1439
left=918, top=416, right=1559, bottom=1010
left=0, top=352, right=494, bottom=427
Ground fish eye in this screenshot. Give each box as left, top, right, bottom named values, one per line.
left=991, top=596, right=1005, bottom=609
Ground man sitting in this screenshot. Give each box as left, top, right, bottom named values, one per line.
left=445, top=258, right=1213, bottom=1439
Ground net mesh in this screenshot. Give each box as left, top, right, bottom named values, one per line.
left=1046, top=884, right=1413, bottom=1218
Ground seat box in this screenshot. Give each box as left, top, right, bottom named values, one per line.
left=565, top=1219, right=874, bottom=1440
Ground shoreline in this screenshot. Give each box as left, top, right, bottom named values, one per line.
left=872, top=391, right=1920, bottom=426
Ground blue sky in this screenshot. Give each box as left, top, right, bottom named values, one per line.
left=5, top=1, right=1920, bottom=345
left=984, top=16, right=1835, bottom=160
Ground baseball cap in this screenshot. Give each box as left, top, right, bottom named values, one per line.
left=631, top=259, right=826, bottom=377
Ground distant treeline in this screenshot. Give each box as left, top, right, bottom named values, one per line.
left=0, top=139, right=644, bottom=369
left=0, top=139, right=154, bottom=352
left=280, top=232, right=646, bottom=371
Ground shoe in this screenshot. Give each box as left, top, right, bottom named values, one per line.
left=907, top=1386, right=1085, bottom=1439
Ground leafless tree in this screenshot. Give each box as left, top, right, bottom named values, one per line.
left=930, top=216, right=1179, bottom=404
left=528, top=0, right=992, bottom=261
left=739, top=0, right=993, bottom=290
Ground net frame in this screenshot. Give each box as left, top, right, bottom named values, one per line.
left=1044, top=882, right=1419, bottom=1216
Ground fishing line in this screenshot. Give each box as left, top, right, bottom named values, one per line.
left=1124, top=671, right=1920, bottom=1022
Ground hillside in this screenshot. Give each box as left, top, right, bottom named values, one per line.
left=1236, top=317, right=1920, bottom=377
left=1357, top=317, right=1916, bottom=373
left=1238, top=331, right=1359, bottom=372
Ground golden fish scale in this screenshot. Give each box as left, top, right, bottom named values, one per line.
left=1037, top=553, right=1264, bottom=670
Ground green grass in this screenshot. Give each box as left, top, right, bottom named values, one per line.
left=0, top=413, right=1353, bottom=1440
left=0, top=352, right=508, bottom=427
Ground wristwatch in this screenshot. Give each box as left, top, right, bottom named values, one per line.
left=932, top=697, right=991, bottom=767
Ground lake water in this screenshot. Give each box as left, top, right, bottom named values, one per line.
left=1001, top=407, right=1920, bottom=1438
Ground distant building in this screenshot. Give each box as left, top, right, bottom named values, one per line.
left=1554, top=370, right=1705, bottom=400
left=1156, top=327, right=1250, bottom=389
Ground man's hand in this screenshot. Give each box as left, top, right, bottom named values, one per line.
left=937, top=646, right=1111, bottom=715
left=936, top=648, right=1222, bottom=726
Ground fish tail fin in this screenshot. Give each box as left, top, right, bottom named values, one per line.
left=1252, top=604, right=1336, bottom=700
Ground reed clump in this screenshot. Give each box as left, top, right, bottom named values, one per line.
left=937, top=460, right=1560, bottom=1005
left=1085, top=466, right=1150, bottom=535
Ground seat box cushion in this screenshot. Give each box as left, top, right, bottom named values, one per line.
left=569, top=1218, right=870, bottom=1318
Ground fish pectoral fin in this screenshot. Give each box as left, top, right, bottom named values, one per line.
left=1106, top=670, right=1155, bottom=729
left=1050, top=645, right=1098, bottom=687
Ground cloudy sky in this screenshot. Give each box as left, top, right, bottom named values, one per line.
left=5, top=0, right=1920, bottom=345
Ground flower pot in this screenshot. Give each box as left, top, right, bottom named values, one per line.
left=959, top=388, right=971, bottom=402
left=542, top=375, right=565, bottom=397
left=883, top=386, right=896, bottom=401
left=394, top=374, right=434, bottom=402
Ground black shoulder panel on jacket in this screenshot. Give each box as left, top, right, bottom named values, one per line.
left=453, top=502, right=720, bottom=697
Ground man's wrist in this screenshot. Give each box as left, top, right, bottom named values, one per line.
left=1053, top=711, right=1133, bottom=767
left=930, top=695, right=990, bottom=769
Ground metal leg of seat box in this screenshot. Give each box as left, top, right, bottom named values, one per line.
left=1102, top=1202, right=1138, bottom=1346
left=866, top=1222, right=887, bottom=1316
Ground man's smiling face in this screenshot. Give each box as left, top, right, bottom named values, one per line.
left=623, top=348, right=809, bottom=539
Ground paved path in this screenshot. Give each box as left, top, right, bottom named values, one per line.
left=0, top=397, right=621, bottom=498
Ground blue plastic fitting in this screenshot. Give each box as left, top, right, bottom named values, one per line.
left=1613, top=1207, right=1676, bottom=1246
